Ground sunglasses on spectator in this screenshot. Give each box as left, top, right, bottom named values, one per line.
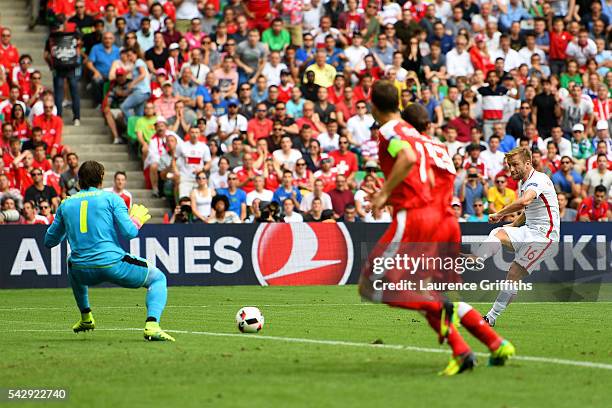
left=473, top=203, right=483, bottom=207
left=39, top=205, right=49, bottom=210
left=228, top=177, right=237, bottom=181
left=256, top=109, right=267, bottom=112
left=31, top=172, right=42, bottom=176
left=273, top=127, right=283, bottom=131
left=339, top=141, right=349, bottom=145
left=561, top=160, right=572, bottom=164
left=196, top=176, right=207, bottom=180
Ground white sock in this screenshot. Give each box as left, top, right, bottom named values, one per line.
left=473, top=230, right=502, bottom=260
left=456, top=301, right=472, bottom=319
left=488, top=289, right=518, bottom=320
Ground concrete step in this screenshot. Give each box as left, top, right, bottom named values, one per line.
left=78, top=151, right=132, bottom=162
left=70, top=144, right=129, bottom=153
left=64, top=134, right=113, bottom=144
left=64, top=117, right=106, bottom=126
left=98, top=161, right=143, bottom=172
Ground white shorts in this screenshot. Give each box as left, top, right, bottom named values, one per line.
left=501, top=226, right=556, bottom=274
left=178, top=180, right=197, bottom=199
left=110, top=108, right=122, bottom=119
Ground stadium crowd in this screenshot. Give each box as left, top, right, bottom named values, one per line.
left=0, top=0, right=611, bottom=224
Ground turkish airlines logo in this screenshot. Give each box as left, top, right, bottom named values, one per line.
left=251, top=223, right=354, bottom=286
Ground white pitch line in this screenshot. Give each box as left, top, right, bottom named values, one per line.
left=6, top=327, right=612, bottom=371
left=1, top=301, right=611, bottom=312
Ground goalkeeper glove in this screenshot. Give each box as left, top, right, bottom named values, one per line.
left=129, top=204, right=151, bottom=229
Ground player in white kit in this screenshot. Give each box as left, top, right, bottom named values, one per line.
left=468, top=147, right=560, bottom=326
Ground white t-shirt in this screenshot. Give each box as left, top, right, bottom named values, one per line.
left=209, top=171, right=228, bottom=190
left=434, top=1, right=452, bottom=24
left=583, top=169, right=612, bottom=195
left=218, top=114, right=248, bottom=138
left=380, top=2, right=402, bottom=25
left=518, top=169, right=560, bottom=241
left=262, top=62, right=288, bottom=87
left=299, top=192, right=332, bottom=212
left=283, top=212, right=304, bottom=223
left=175, top=0, right=199, bottom=19
left=344, top=45, right=369, bottom=71
left=543, top=137, right=572, bottom=158
left=317, top=132, right=340, bottom=152
left=272, top=149, right=302, bottom=171
left=347, top=114, right=375, bottom=145
left=177, top=141, right=212, bottom=180
left=246, top=189, right=274, bottom=206
left=480, top=149, right=505, bottom=180
left=492, top=48, right=523, bottom=72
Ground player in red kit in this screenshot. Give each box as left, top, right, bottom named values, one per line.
left=359, top=82, right=514, bottom=375
left=402, top=103, right=516, bottom=373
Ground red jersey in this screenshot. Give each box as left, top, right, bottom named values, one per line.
left=549, top=31, right=572, bottom=60
left=104, top=187, right=133, bottom=209
left=293, top=169, right=313, bottom=189
left=247, top=0, right=271, bottom=18
left=86, top=0, right=108, bottom=18
left=11, top=67, right=32, bottom=98
left=33, top=114, right=63, bottom=152
left=247, top=118, right=273, bottom=141
left=13, top=165, right=34, bottom=195
left=0, top=80, right=9, bottom=100
left=264, top=172, right=280, bottom=191
left=353, top=84, right=373, bottom=102
left=327, top=86, right=344, bottom=105
left=49, top=0, right=77, bottom=16
left=377, top=119, right=432, bottom=210
left=43, top=170, right=62, bottom=196
left=577, top=196, right=609, bottom=221
left=329, top=149, right=358, bottom=177
left=0, top=44, right=19, bottom=73
left=32, top=157, right=51, bottom=172
left=235, top=168, right=261, bottom=193
left=12, top=120, right=30, bottom=142
left=313, top=168, right=338, bottom=192
left=277, top=83, right=293, bottom=103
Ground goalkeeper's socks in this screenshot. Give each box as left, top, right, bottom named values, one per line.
left=457, top=302, right=502, bottom=351
left=425, top=312, right=470, bottom=357
left=144, top=268, right=168, bottom=322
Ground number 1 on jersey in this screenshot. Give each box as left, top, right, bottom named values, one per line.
left=80, top=200, right=88, bottom=233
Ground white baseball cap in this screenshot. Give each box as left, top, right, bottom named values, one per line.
left=596, top=119, right=609, bottom=131
left=155, top=116, right=167, bottom=124
left=572, top=123, right=585, bottom=132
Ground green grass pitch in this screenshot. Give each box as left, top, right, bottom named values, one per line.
left=1, top=286, right=611, bottom=408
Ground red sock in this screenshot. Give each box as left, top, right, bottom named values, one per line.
left=460, top=309, right=503, bottom=351
left=388, top=301, right=442, bottom=314
left=425, top=312, right=470, bottom=357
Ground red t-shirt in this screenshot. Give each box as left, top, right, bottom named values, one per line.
left=235, top=168, right=261, bottom=193
left=377, top=119, right=432, bottom=210
left=329, top=150, right=358, bottom=177
left=277, top=83, right=293, bottom=103
left=577, top=196, right=609, bottom=221
left=32, top=157, right=51, bottom=172
left=33, top=114, right=63, bottom=152
left=549, top=31, right=572, bottom=61
left=313, top=168, right=338, bottom=192
left=0, top=44, right=19, bottom=72
left=13, top=165, right=34, bottom=195
left=327, top=86, right=344, bottom=105
left=247, top=0, right=271, bottom=18
left=353, top=85, right=372, bottom=103
left=12, top=120, right=31, bottom=141
left=495, top=169, right=519, bottom=191
left=247, top=118, right=274, bottom=142
left=264, top=172, right=280, bottom=191
left=0, top=81, right=10, bottom=100
left=43, top=170, right=62, bottom=196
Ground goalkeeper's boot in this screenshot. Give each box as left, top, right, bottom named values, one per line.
left=439, top=351, right=477, bottom=376
left=489, top=339, right=515, bottom=366
left=72, top=312, right=95, bottom=333
left=438, top=300, right=457, bottom=344
left=144, top=321, right=175, bottom=342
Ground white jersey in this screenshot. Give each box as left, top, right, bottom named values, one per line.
left=518, top=169, right=560, bottom=242
left=177, top=141, right=212, bottom=181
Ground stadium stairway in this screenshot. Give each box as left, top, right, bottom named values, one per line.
left=5, top=1, right=167, bottom=222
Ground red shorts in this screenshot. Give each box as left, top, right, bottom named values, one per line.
left=359, top=207, right=461, bottom=303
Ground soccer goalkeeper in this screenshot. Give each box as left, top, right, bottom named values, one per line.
left=44, top=161, right=175, bottom=342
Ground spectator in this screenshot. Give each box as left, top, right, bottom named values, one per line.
left=557, top=192, right=577, bottom=222
left=345, top=101, right=374, bottom=147
left=480, top=135, right=506, bottom=182
left=190, top=170, right=215, bottom=223
left=60, top=152, right=79, bottom=198
left=121, top=48, right=151, bottom=119
left=176, top=126, right=211, bottom=198
left=214, top=55, right=239, bottom=98
left=487, top=175, right=516, bottom=214
left=544, top=126, right=573, bottom=158
left=303, top=196, right=325, bottom=222
left=466, top=198, right=489, bottom=222
left=32, top=101, right=67, bottom=158
left=44, top=22, right=81, bottom=126
left=566, top=29, right=597, bottom=68
left=246, top=175, right=273, bottom=208
left=145, top=32, right=170, bottom=73
left=24, top=168, right=59, bottom=208
left=577, top=185, right=610, bottom=222
left=460, top=166, right=486, bottom=216
left=123, top=0, right=145, bottom=32
left=210, top=156, right=231, bottom=190
left=272, top=170, right=301, bottom=206
left=247, top=102, right=273, bottom=146
left=218, top=99, right=248, bottom=145
left=262, top=18, right=290, bottom=52
left=317, top=120, right=340, bottom=152
left=561, top=86, right=594, bottom=138
left=532, top=79, right=557, bottom=139
left=21, top=200, right=49, bottom=225
left=300, top=178, right=332, bottom=213
left=493, top=35, right=522, bottom=72
left=103, top=171, right=132, bottom=209
left=582, top=154, right=612, bottom=197
left=87, top=32, right=120, bottom=107
left=506, top=101, right=532, bottom=141
left=329, top=135, right=358, bottom=182
left=217, top=173, right=247, bottom=221
left=451, top=197, right=466, bottom=223
left=236, top=30, right=268, bottom=83
left=305, top=49, right=336, bottom=88
left=282, top=198, right=303, bottom=223
left=43, top=155, right=64, bottom=197
left=328, top=174, right=353, bottom=219
left=235, top=153, right=260, bottom=193
left=448, top=101, right=477, bottom=143
left=498, top=0, right=532, bottom=32
left=168, top=196, right=196, bottom=224
left=272, top=135, right=302, bottom=172
left=463, top=143, right=488, bottom=178
left=0, top=28, right=19, bottom=74
left=446, top=34, right=473, bottom=81
left=552, top=156, right=582, bottom=201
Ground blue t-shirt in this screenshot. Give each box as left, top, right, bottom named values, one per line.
left=44, top=188, right=138, bottom=267
left=195, top=85, right=212, bottom=104
left=466, top=214, right=489, bottom=222
left=217, top=188, right=247, bottom=215
left=132, top=59, right=151, bottom=94
left=421, top=98, right=440, bottom=122
left=272, top=186, right=302, bottom=205
left=89, top=44, right=120, bottom=78
left=463, top=183, right=484, bottom=216
left=552, top=170, right=582, bottom=194
left=499, top=134, right=517, bottom=153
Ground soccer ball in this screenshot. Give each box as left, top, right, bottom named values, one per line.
left=236, top=307, right=264, bottom=333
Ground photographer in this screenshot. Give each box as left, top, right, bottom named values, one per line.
left=168, top=196, right=196, bottom=224
left=460, top=165, right=487, bottom=217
